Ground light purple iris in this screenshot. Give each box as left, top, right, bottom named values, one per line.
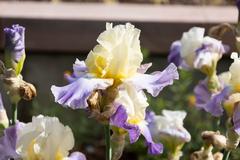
left=4, top=24, right=25, bottom=64
left=0, top=123, right=21, bottom=160
left=51, top=59, right=112, bottom=109
left=110, top=105, right=163, bottom=155
left=128, top=63, right=179, bottom=97
left=194, top=79, right=230, bottom=117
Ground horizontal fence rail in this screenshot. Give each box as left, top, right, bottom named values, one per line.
left=0, top=1, right=238, bottom=54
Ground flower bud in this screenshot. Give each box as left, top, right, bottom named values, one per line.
left=4, top=24, right=26, bottom=75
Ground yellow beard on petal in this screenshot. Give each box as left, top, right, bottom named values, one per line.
left=26, top=140, right=41, bottom=160
left=128, top=117, right=141, bottom=125
left=55, top=150, right=64, bottom=160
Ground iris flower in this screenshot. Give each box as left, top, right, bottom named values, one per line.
left=51, top=23, right=179, bottom=154
left=0, top=115, right=86, bottom=160
left=168, top=27, right=227, bottom=76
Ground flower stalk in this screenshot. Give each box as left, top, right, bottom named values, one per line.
left=11, top=103, right=18, bottom=125
left=223, top=150, right=231, bottom=160
left=104, top=124, right=112, bottom=160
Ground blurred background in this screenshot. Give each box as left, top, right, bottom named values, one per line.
left=0, top=0, right=239, bottom=159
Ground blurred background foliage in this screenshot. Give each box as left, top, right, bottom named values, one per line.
left=0, top=0, right=237, bottom=5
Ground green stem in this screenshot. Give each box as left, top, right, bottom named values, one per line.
left=104, top=124, right=112, bottom=160
left=223, top=150, right=231, bottom=160
left=11, top=103, right=18, bottom=125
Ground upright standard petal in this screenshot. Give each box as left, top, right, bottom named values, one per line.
left=0, top=124, right=21, bottom=160
left=127, top=63, right=179, bottom=97
left=4, top=24, right=26, bottom=75
left=51, top=77, right=113, bottom=109
left=85, top=23, right=143, bottom=80
left=180, top=27, right=205, bottom=67
left=168, top=41, right=183, bottom=67
left=194, top=80, right=230, bottom=117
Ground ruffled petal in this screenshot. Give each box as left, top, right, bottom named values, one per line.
left=51, top=77, right=113, bottom=109
left=168, top=41, right=182, bottom=67
left=64, top=59, right=88, bottom=83
left=194, top=80, right=230, bottom=117
left=140, top=124, right=163, bottom=155
left=233, top=104, right=240, bottom=134
left=110, top=104, right=141, bottom=143
left=68, top=152, right=87, bottom=160
left=137, top=63, right=152, bottom=74
left=128, top=63, right=179, bottom=97
left=0, top=124, right=21, bottom=160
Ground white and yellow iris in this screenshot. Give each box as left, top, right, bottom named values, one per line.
left=85, top=23, right=143, bottom=81
left=16, top=115, right=74, bottom=160
left=219, top=53, right=240, bottom=116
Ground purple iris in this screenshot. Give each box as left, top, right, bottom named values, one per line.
left=4, top=24, right=25, bottom=65
left=194, top=79, right=230, bottom=117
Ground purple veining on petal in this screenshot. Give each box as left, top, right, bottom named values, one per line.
left=168, top=40, right=183, bottom=67
left=0, top=123, right=21, bottom=160
left=140, top=124, right=163, bottom=155
left=4, top=24, right=25, bottom=63
left=195, top=38, right=227, bottom=56
left=233, top=103, right=240, bottom=135
left=110, top=104, right=141, bottom=143
left=69, top=152, right=87, bottom=160
left=137, top=63, right=152, bottom=74
left=129, top=63, right=179, bottom=97
left=194, top=80, right=230, bottom=117
left=51, top=77, right=112, bottom=109
left=64, top=60, right=88, bottom=83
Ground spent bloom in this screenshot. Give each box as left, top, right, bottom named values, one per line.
left=51, top=23, right=179, bottom=155
left=0, top=115, right=86, bottom=160
left=168, top=27, right=227, bottom=76
left=4, top=24, right=26, bottom=75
